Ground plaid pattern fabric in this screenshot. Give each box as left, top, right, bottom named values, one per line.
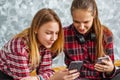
left=0, top=36, right=54, bottom=80
left=64, top=24, right=114, bottom=80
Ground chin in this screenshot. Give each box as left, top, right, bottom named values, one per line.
left=80, top=32, right=86, bottom=35
left=45, top=45, right=52, bottom=48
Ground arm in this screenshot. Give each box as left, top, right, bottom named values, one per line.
left=37, top=50, right=54, bottom=80
left=102, top=34, right=116, bottom=77
left=36, top=50, right=80, bottom=80
left=94, top=32, right=116, bottom=78
left=83, top=31, right=115, bottom=79
left=0, top=38, right=30, bottom=80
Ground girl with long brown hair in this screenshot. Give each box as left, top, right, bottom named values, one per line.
left=0, top=8, right=79, bottom=80
left=64, top=0, right=116, bottom=79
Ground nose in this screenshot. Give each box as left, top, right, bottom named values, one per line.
left=51, top=34, right=57, bottom=41
left=79, top=23, right=84, bottom=29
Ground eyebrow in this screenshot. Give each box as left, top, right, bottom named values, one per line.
left=46, top=29, right=59, bottom=33
left=73, top=19, right=90, bottom=23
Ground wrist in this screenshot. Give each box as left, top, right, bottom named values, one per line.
left=106, top=66, right=115, bottom=75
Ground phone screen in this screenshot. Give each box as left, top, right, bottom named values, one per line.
left=68, top=61, right=83, bottom=71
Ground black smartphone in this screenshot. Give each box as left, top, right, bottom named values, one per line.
left=97, top=56, right=109, bottom=64
left=68, top=61, right=83, bottom=71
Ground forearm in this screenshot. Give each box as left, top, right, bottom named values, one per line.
left=37, top=69, right=54, bottom=80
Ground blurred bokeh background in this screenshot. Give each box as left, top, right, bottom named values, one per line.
left=0, top=0, right=120, bottom=67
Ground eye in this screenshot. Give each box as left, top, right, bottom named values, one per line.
left=84, top=21, right=89, bottom=24
left=55, top=32, right=59, bottom=35
left=46, top=32, right=52, bottom=34
left=74, top=21, right=80, bottom=24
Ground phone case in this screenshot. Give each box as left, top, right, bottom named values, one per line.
left=97, top=56, right=109, bottom=64
left=68, top=61, right=83, bottom=71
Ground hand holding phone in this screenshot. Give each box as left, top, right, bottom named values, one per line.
left=68, top=61, right=83, bottom=71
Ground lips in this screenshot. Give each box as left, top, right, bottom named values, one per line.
left=79, top=29, right=85, bottom=33
left=48, top=41, right=54, bottom=45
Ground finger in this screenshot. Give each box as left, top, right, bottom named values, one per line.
left=95, top=66, right=106, bottom=72
left=60, top=69, right=68, bottom=72
left=102, top=60, right=108, bottom=65
left=95, top=64, right=106, bottom=72
left=104, top=55, right=111, bottom=61
left=95, top=66, right=104, bottom=71
left=95, top=68, right=104, bottom=72
left=102, top=59, right=112, bottom=66
left=107, top=56, right=112, bottom=61
left=95, top=63, right=104, bottom=68
left=69, top=69, right=78, bottom=74
left=64, top=72, right=80, bottom=80
left=71, top=72, right=80, bottom=79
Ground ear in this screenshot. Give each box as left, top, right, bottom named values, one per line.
left=34, top=29, right=38, bottom=34
left=34, top=30, right=37, bottom=34
left=34, top=31, right=37, bottom=34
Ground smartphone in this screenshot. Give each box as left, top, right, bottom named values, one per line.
left=68, top=61, right=83, bottom=71
left=97, top=56, right=109, bottom=64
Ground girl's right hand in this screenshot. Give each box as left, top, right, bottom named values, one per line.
left=50, top=69, right=80, bottom=80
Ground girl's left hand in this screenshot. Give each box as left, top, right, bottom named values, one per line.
left=94, top=56, right=114, bottom=74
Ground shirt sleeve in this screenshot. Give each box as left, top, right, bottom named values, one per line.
left=84, top=35, right=116, bottom=78
left=102, top=34, right=116, bottom=78
left=37, top=50, right=54, bottom=80
left=0, top=38, right=30, bottom=80
left=81, top=34, right=115, bottom=79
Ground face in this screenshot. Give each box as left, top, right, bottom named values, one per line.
left=72, top=9, right=94, bottom=34
left=36, top=21, right=59, bottom=48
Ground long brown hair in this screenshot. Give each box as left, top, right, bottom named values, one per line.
left=71, top=0, right=112, bottom=59
left=15, top=8, right=64, bottom=67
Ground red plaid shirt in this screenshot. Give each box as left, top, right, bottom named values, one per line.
left=0, top=36, right=54, bottom=80
left=64, top=24, right=115, bottom=80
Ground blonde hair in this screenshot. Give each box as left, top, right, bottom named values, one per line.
left=15, top=8, right=64, bottom=67
left=71, top=0, right=112, bottom=59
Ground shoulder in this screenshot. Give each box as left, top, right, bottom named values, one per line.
left=11, top=36, right=27, bottom=48
left=2, top=36, right=29, bottom=56
left=103, top=25, right=113, bottom=36
left=63, top=24, right=74, bottom=35
left=102, top=25, right=113, bottom=43
left=63, top=26, right=71, bottom=31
